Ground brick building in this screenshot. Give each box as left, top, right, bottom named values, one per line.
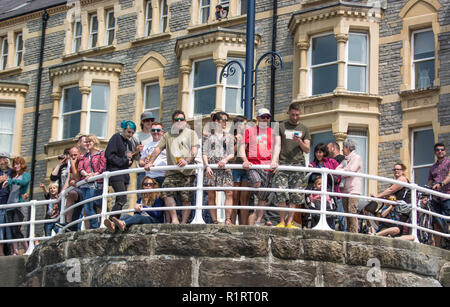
left=0, top=0, right=449, bottom=201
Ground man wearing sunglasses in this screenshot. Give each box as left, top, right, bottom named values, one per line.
left=145, top=110, right=200, bottom=224
left=427, top=143, right=450, bottom=246
left=139, top=122, right=167, bottom=189
left=239, top=108, right=276, bottom=226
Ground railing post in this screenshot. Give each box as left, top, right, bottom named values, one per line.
left=191, top=164, right=205, bottom=224
left=25, top=200, right=37, bottom=255
left=100, top=171, right=110, bottom=228
left=313, top=171, right=333, bottom=231
left=59, top=189, right=67, bottom=226
left=411, top=184, right=419, bottom=243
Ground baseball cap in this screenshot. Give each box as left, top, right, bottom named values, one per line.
left=0, top=152, right=10, bottom=159
left=141, top=111, right=155, bottom=121
left=256, top=108, right=271, bottom=117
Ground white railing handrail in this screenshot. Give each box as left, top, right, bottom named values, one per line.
left=1, top=163, right=449, bottom=255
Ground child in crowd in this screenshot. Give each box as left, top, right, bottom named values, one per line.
left=43, top=182, right=60, bottom=237
left=309, top=177, right=331, bottom=206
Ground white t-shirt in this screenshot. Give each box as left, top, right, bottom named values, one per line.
left=141, top=141, right=167, bottom=178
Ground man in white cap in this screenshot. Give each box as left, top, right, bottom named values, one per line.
left=239, top=108, right=276, bottom=226
left=133, top=111, right=155, bottom=191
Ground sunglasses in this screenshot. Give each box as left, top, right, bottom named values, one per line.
left=143, top=182, right=154, bottom=187
left=174, top=118, right=185, bottom=122
left=392, top=168, right=403, bottom=171
left=260, top=115, right=271, bottom=119
left=151, top=129, right=162, bottom=132
left=143, top=118, right=154, bottom=122
left=435, top=148, right=445, bottom=152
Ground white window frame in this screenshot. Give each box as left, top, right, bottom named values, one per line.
left=199, top=0, right=210, bottom=24
left=347, top=130, right=368, bottom=196
left=189, top=57, right=217, bottom=117
left=410, top=126, right=435, bottom=185
left=411, top=28, right=435, bottom=90
left=0, top=105, right=15, bottom=153
left=308, top=32, right=338, bottom=96
left=145, top=0, right=152, bottom=36
left=1, top=37, right=8, bottom=70
left=72, top=20, right=82, bottom=53
left=86, top=83, right=109, bottom=138
left=345, top=32, right=369, bottom=93
left=14, top=33, right=23, bottom=66
left=105, top=9, right=115, bottom=45
left=59, top=85, right=82, bottom=140
left=143, top=82, right=161, bottom=121
left=89, top=14, right=98, bottom=48
left=160, top=0, right=168, bottom=33
left=221, top=57, right=245, bottom=115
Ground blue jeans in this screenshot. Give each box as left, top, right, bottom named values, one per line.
left=336, top=198, right=347, bottom=231
left=80, top=187, right=101, bottom=229
left=44, top=223, right=59, bottom=237
left=121, top=214, right=159, bottom=227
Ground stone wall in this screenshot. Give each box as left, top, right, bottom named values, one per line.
left=22, top=225, right=450, bottom=287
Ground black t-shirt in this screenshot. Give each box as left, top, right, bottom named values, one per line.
left=332, top=154, right=345, bottom=164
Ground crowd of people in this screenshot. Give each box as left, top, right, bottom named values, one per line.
left=0, top=102, right=449, bottom=255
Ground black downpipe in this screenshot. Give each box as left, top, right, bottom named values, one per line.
left=30, top=10, right=49, bottom=200
left=270, top=0, right=278, bottom=122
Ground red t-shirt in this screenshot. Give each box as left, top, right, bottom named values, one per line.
left=244, top=125, right=273, bottom=165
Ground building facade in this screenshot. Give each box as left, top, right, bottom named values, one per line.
left=0, top=0, right=449, bottom=199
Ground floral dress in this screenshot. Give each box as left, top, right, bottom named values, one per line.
left=203, top=132, right=234, bottom=188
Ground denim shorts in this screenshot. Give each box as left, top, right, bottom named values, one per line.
left=232, top=169, right=248, bottom=183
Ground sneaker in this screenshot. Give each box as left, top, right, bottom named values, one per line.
left=254, top=221, right=262, bottom=227
left=275, top=222, right=285, bottom=228
left=286, top=222, right=298, bottom=229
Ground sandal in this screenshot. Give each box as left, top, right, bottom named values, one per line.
left=112, top=217, right=126, bottom=232
left=212, top=220, right=219, bottom=225
left=104, top=219, right=115, bottom=233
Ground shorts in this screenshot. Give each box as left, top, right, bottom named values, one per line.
left=272, top=170, right=305, bottom=205
left=232, top=169, right=248, bottom=183
left=162, top=173, right=195, bottom=202
left=248, top=168, right=274, bottom=201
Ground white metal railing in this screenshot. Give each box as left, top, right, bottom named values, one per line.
left=0, top=164, right=449, bottom=255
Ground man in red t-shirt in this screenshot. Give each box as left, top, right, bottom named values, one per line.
left=239, top=108, right=275, bottom=226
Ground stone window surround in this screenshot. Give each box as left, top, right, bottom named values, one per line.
left=63, top=2, right=118, bottom=59
left=135, top=0, right=172, bottom=40
left=48, top=58, right=123, bottom=143
left=0, top=29, right=24, bottom=75
left=190, top=0, right=245, bottom=26
left=133, top=51, right=168, bottom=125
left=0, top=81, right=28, bottom=157
left=398, top=0, right=441, bottom=92
left=175, top=29, right=260, bottom=120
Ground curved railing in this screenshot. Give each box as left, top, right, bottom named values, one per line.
left=0, top=164, right=449, bottom=255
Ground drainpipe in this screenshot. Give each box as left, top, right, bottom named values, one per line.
left=29, top=9, right=49, bottom=200
left=269, top=0, right=278, bottom=122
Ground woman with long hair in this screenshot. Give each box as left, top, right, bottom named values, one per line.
left=104, top=176, right=164, bottom=232
left=43, top=182, right=60, bottom=237
left=78, top=134, right=106, bottom=229
left=4, top=157, right=30, bottom=255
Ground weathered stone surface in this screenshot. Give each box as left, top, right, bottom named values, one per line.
left=22, top=225, right=450, bottom=287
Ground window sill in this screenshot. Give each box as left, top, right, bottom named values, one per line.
left=187, top=15, right=247, bottom=33
left=399, top=86, right=440, bottom=112
left=0, top=66, right=22, bottom=77
left=62, top=45, right=116, bottom=61
left=44, top=137, right=109, bottom=156
left=131, top=32, right=172, bottom=46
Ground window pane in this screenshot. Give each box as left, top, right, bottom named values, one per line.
left=144, top=83, right=160, bottom=109
left=91, top=84, right=109, bottom=110
left=348, top=34, right=367, bottom=64
left=415, top=60, right=434, bottom=89
left=0, top=107, right=14, bottom=131
left=107, top=12, right=115, bottom=28
left=194, top=59, right=216, bottom=87
left=148, top=109, right=160, bottom=121
left=225, top=60, right=244, bottom=86
left=414, top=167, right=431, bottom=187
left=312, top=34, right=337, bottom=65
left=225, top=88, right=243, bottom=114
left=347, top=135, right=368, bottom=195
left=63, top=87, right=82, bottom=113
left=414, top=31, right=434, bottom=60
left=89, top=112, right=107, bottom=138
left=309, top=131, right=335, bottom=162
left=0, top=134, right=13, bottom=153
left=194, top=87, right=216, bottom=115
left=413, top=129, right=435, bottom=165
left=91, top=16, right=98, bottom=31
left=348, top=65, right=366, bottom=92
left=240, top=0, right=246, bottom=14
left=312, top=64, right=337, bottom=95
left=63, top=112, right=81, bottom=139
